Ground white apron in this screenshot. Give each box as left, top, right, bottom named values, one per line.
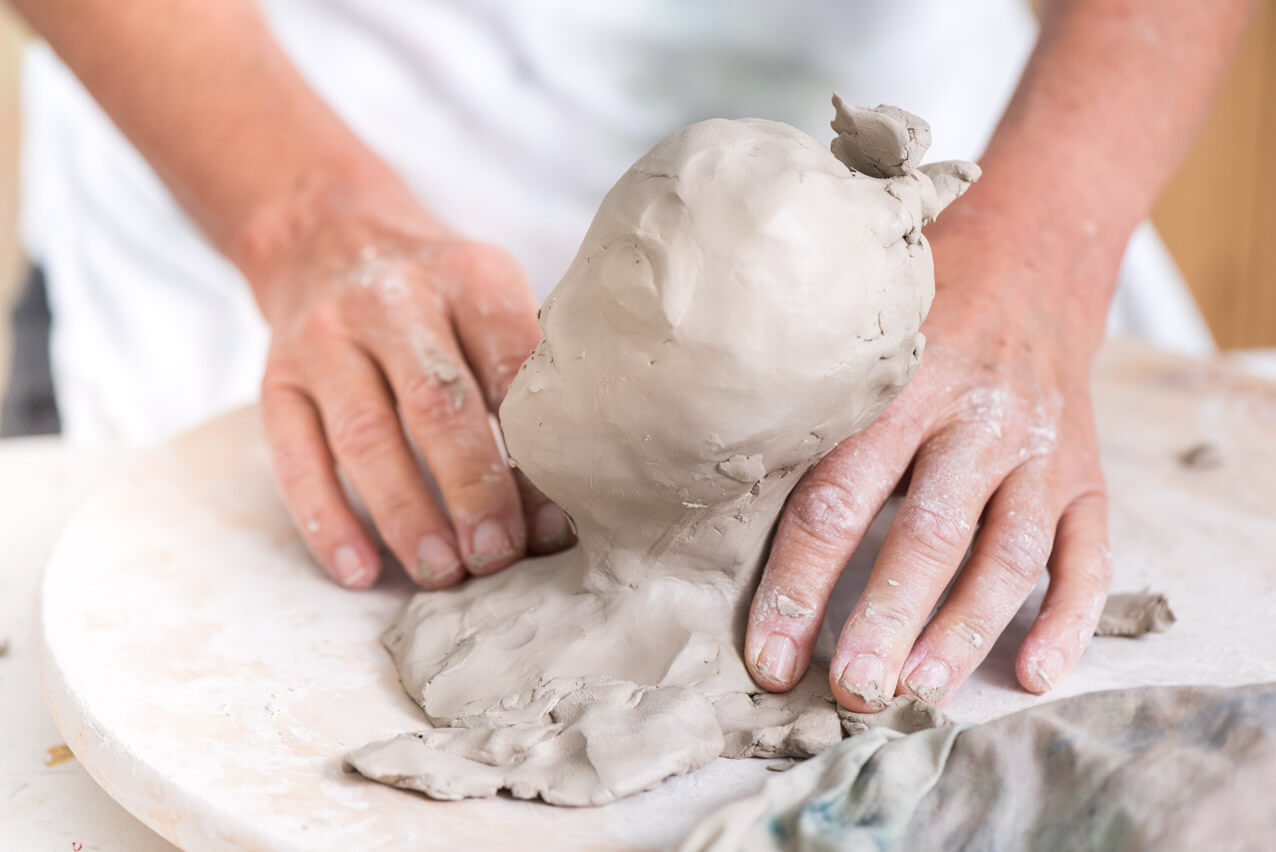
left=19, top=0, right=1209, bottom=445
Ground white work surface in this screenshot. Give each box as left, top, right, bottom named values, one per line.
left=0, top=440, right=176, bottom=851
left=9, top=340, right=1276, bottom=850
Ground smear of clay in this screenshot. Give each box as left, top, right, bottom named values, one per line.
left=411, top=327, right=467, bottom=412
left=1095, top=591, right=1176, bottom=637
left=1178, top=441, right=1223, bottom=470
left=346, top=96, right=979, bottom=806
left=775, top=594, right=813, bottom=619
left=839, top=695, right=951, bottom=737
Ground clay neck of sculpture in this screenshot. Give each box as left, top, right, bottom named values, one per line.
left=569, top=460, right=813, bottom=597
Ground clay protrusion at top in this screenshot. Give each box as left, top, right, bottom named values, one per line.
left=830, top=95, right=932, bottom=178
left=919, top=160, right=982, bottom=217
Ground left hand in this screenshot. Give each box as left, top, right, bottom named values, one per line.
left=744, top=204, right=1117, bottom=710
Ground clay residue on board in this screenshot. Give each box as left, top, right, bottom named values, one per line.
left=44, top=744, right=76, bottom=767
left=1178, top=441, right=1224, bottom=470
left=1095, top=591, right=1176, bottom=637
left=346, top=97, right=978, bottom=806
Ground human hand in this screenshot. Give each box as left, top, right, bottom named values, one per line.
left=252, top=196, right=573, bottom=590
left=744, top=203, right=1117, bottom=709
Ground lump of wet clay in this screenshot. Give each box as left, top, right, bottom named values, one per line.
left=345, top=96, right=979, bottom=805
left=1094, top=591, right=1176, bottom=638
left=839, top=695, right=952, bottom=738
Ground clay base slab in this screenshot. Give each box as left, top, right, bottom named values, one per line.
left=38, top=341, right=1276, bottom=850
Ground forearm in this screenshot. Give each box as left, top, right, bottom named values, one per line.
left=953, top=0, right=1259, bottom=319
left=9, top=0, right=425, bottom=292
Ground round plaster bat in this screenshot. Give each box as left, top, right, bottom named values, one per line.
left=501, top=96, right=979, bottom=554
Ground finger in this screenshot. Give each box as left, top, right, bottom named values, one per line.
left=830, top=425, right=1009, bottom=711
left=260, top=383, right=382, bottom=589
left=744, top=402, right=925, bottom=692
left=896, top=462, right=1056, bottom=705
left=1016, top=491, right=1112, bottom=694
left=372, top=318, right=526, bottom=574
left=305, top=347, right=466, bottom=589
left=447, top=249, right=541, bottom=411
left=448, top=258, right=573, bottom=553
left=515, top=469, right=576, bottom=555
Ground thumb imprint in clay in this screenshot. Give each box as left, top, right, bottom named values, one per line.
left=345, top=95, right=979, bottom=806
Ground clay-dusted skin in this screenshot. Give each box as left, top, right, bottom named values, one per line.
left=345, top=97, right=979, bottom=806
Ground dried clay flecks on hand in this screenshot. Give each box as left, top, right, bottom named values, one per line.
left=345, top=96, right=978, bottom=806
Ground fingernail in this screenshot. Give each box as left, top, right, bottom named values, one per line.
left=839, top=654, right=888, bottom=708
left=417, top=536, right=463, bottom=586
left=467, top=519, right=515, bottom=571
left=906, top=658, right=951, bottom=704
left=532, top=504, right=570, bottom=550
left=755, top=634, right=798, bottom=685
left=333, top=545, right=372, bottom=588
left=1033, top=649, right=1066, bottom=691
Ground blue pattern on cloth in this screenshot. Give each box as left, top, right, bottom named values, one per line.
left=684, top=683, right=1276, bottom=851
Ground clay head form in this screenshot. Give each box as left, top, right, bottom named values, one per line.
left=347, top=97, right=979, bottom=806
left=501, top=96, right=979, bottom=587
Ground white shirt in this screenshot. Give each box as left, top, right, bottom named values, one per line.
left=19, top=0, right=1208, bottom=445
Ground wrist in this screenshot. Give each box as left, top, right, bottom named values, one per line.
left=931, top=177, right=1124, bottom=339
left=926, top=196, right=1122, bottom=363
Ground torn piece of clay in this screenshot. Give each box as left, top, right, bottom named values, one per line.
left=44, top=744, right=76, bottom=767
left=1178, top=441, right=1224, bottom=470
left=0, top=637, right=10, bottom=658
left=839, top=695, right=951, bottom=737
left=1095, top=591, right=1176, bottom=637
left=830, top=97, right=932, bottom=178
left=346, top=96, right=978, bottom=806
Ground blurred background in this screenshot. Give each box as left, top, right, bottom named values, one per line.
left=0, top=4, right=1273, bottom=434
left=1, top=8, right=23, bottom=406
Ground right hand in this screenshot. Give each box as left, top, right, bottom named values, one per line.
left=251, top=196, right=574, bottom=590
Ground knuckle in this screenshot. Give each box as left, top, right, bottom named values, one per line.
left=270, top=442, right=317, bottom=491
left=259, top=368, right=293, bottom=397
left=328, top=405, right=401, bottom=461
left=852, top=596, right=914, bottom=646
left=447, top=464, right=515, bottom=510
left=786, top=476, right=866, bottom=547
left=369, top=493, right=424, bottom=543
left=895, top=502, right=971, bottom=561
left=259, top=384, right=302, bottom=439
left=300, top=300, right=348, bottom=339
left=1067, top=545, right=1114, bottom=590
left=942, top=612, right=997, bottom=653
left=260, top=364, right=308, bottom=406
left=459, top=241, right=520, bottom=283
left=987, top=526, right=1052, bottom=583
left=400, top=373, right=469, bottom=427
